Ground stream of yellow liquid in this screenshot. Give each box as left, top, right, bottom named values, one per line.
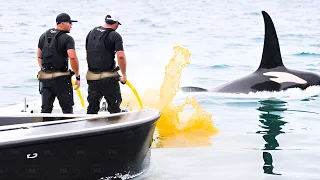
left=121, top=45, right=219, bottom=148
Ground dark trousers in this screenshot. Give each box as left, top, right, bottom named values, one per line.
left=87, top=77, right=122, bottom=114
left=39, top=75, right=74, bottom=114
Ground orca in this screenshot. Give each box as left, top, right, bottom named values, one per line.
left=181, top=11, right=320, bottom=94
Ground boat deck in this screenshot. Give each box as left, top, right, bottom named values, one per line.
left=0, top=108, right=160, bottom=148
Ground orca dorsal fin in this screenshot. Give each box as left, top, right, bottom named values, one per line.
left=258, top=11, right=284, bottom=70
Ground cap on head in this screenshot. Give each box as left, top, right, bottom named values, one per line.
left=105, top=11, right=122, bottom=25
left=56, top=13, right=78, bottom=24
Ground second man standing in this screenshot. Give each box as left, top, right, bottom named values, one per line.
left=85, top=10, right=127, bottom=114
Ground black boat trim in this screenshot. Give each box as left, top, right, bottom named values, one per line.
left=0, top=108, right=160, bottom=147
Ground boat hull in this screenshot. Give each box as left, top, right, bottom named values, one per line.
left=0, top=109, right=159, bottom=180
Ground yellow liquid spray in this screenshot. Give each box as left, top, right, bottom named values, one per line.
left=121, top=45, right=219, bottom=148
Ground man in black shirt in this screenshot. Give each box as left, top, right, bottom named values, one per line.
left=37, top=13, right=80, bottom=114
left=85, top=10, right=127, bottom=114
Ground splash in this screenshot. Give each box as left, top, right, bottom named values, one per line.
left=121, top=45, right=219, bottom=148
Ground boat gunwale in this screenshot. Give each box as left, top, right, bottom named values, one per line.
left=0, top=108, right=160, bottom=147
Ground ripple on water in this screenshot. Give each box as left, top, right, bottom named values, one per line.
left=310, top=44, right=320, bottom=47
left=12, top=50, right=35, bottom=54
left=293, top=52, right=320, bottom=56
left=138, top=18, right=151, bottom=23
left=244, top=12, right=260, bottom=16
left=15, top=22, right=29, bottom=26
left=2, top=85, right=24, bottom=89
left=0, top=40, right=17, bottom=44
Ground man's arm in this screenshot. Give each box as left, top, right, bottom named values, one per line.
left=66, top=36, right=80, bottom=90
left=85, top=31, right=89, bottom=64
left=116, top=51, right=126, bottom=76
left=67, top=49, right=80, bottom=77
left=114, top=33, right=126, bottom=76
left=66, top=36, right=80, bottom=77
left=37, top=33, right=45, bottom=70
left=37, top=48, right=43, bottom=69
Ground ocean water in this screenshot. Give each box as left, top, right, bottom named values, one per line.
left=1, top=0, right=320, bottom=179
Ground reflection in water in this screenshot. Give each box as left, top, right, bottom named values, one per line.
left=256, top=98, right=288, bottom=175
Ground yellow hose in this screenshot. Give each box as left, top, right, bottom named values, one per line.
left=71, top=80, right=85, bottom=108
left=71, top=78, right=142, bottom=110
left=125, top=80, right=144, bottom=109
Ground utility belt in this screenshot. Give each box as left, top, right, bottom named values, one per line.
left=86, top=71, right=119, bottom=80
left=37, top=70, right=71, bottom=80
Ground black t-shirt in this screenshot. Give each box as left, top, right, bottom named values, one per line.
left=38, top=29, right=75, bottom=58
left=85, top=27, right=124, bottom=54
